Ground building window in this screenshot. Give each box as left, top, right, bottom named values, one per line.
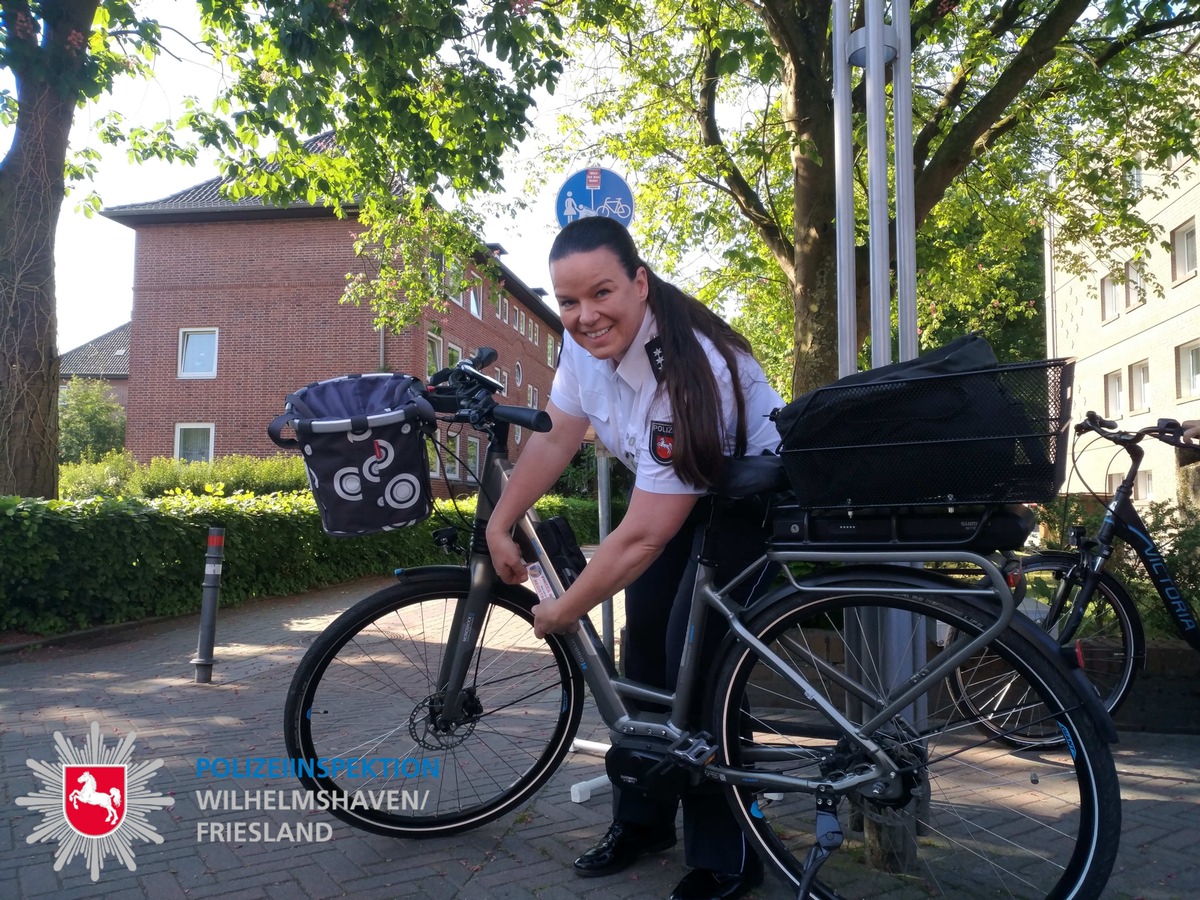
left=514, top=425, right=522, bottom=445
left=1124, top=262, right=1146, bottom=307
left=175, top=424, right=214, bottom=462
left=1172, top=220, right=1197, bottom=282
left=1104, top=370, right=1123, bottom=419
left=528, top=385, right=539, bottom=408
left=464, top=273, right=483, bottom=318
left=447, top=343, right=462, bottom=369
left=466, top=437, right=481, bottom=482
left=533, top=323, right=540, bottom=345
left=426, top=334, right=443, bottom=378
left=1179, top=340, right=1200, bottom=399
left=500, top=370, right=508, bottom=396
left=1129, top=360, right=1150, bottom=412
left=1109, top=471, right=1153, bottom=501
left=514, top=361, right=523, bottom=386
left=444, top=432, right=460, bottom=480
left=1100, top=276, right=1120, bottom=321
left=428, top=428, right=441, bottom=477
left=518, top=309, right=526, bottom=335
left=501, top=296, right=510, bottom=324
left=547, top=336, right=556, bottom=367
left=178, top=328, right=218, bottom=378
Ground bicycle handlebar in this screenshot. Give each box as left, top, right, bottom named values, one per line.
left=1076, top=410, right=1188, bottom=447
left=425, top=347, right=553, bottom=434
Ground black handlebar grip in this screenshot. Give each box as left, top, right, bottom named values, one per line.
left=1086, top=410, right=1118, bottom=429
left=493, top=404, right=553, bottom=433
left=473, top=347, right=498, bottom=369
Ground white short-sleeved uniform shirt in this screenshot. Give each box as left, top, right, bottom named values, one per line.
left=550, top=309, right=784, bottom=495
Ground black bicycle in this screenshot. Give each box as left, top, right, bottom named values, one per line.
left=282, top=350, right=1121, bottom=899
left=951, top=411, right=1200, bottom=748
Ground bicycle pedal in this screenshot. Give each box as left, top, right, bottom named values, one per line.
left=667, top=732, right=718, bottom=767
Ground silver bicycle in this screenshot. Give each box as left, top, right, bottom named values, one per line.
left=284, top=349, right=1121, bottom=900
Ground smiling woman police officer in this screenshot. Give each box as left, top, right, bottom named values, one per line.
left=485, top=218, right=783, bottom=900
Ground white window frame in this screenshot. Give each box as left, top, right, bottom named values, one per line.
left=1124, top=262, right=1146, bottom=308
left=1128, top=360, right=1150, bottom=412
left=174, top=423, right=214, bottom=462
left=514, top=361, right=523, bottom=386
left=528, top=385, right=539, bottom=408
left=533, top=322, right=540, bottom=345
left=465, top=273, right=484, bottom=319
left=1104, top=370, right=1123, bottom=419
left=1178, top=339, right=1200, bottom=399
left=466, top=436, right=481, bottom=482
left=447, top=343, right=463, bottom=369
left=1100, top=276, right=1120, bottom=322
left=426, top=333, right=443, bottom=378
left=1172, top=219, right=1197, bottom=282
left=178, top=328, right=218, bottom=379
left=518, top=309, right=526, bottom=335
left=444, top=431, right=461, bottom=480
left=501, top=296, right=510, bottom=324
left=500, top=370, right=509, bottom=396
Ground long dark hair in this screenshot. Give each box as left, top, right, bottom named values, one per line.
left=550, top=217, right=753, bottom=489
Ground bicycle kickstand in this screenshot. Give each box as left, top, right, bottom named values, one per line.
left=796, top=790, right=843, bottom=899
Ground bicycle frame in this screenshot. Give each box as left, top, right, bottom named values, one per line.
left=1064, top=439, right=1199, bottom=640
left=423, top=418, right=1048, bottom=798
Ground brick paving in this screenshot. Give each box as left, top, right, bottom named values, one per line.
left=2, top=577, right=1200, bottom=899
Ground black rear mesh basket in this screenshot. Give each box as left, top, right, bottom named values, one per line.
left=777, top=359, right=1073, bottom=509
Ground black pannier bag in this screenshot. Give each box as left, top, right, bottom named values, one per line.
left=775, top=334, right=1074, bottom=509
left=268, top=373, right=435, bottom=536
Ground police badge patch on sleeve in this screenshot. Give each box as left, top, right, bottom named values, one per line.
left=649, top=421, right=674, bottom=465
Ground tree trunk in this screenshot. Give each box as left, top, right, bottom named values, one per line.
left=0, top=0, right=100, bottom=498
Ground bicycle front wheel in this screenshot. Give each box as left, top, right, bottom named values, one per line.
left=283, top=576, right=585, bottom=837
left=708, top=583, right=1121, bottom=900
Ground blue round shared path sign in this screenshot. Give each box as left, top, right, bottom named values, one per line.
left=555, top=168, right=634, bottom=229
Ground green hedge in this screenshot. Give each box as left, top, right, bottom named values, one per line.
left=0, top=491, right=619, bottom=637
left=59, top=451, right=311, bottom=499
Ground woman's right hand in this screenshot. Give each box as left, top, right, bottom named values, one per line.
left=486, top=522, right=528, bottom=585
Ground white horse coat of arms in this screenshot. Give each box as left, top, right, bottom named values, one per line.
left=63, top=765, right=126, bottom=837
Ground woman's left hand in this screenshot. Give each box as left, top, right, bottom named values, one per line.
left=532, top=598, right=579, bottom=640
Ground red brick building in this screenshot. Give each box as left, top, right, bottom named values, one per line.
left=101, top=178, right=563, bottom=497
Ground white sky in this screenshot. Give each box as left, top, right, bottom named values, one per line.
left=6, top=2, right=570, bottom=352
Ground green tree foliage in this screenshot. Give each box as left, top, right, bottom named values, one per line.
left=541, top=0, right=1200, bottom=397
left=1, top=0, right=578, bottom=498
left=57, top=377, right=125, bottom=463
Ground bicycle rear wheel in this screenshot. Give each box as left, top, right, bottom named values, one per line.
left=283, top=575, right=585, bottom=837
left=950, top=552, right=1143, bottom=747
left=708, top=580, right=1120, bottom=900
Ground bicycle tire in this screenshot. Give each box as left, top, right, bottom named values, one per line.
left=283, top=575, right=585, bottom=837
left=707, top=580, right=1121, bottom=900
left=949, top=552, right=1143, bottom=749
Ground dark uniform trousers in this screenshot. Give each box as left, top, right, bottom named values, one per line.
left=610, top=497, right=773, bottom=876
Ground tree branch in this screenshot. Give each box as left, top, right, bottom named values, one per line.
left=695, top=26, right=793, bottom=270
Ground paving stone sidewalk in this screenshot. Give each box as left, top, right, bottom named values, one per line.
left=2, top=577, right=1199, bottom=899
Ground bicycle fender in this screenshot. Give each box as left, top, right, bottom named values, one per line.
left=392, top=564, right=543, bottom=615
left=747, top=565, right=1120, bottom=744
